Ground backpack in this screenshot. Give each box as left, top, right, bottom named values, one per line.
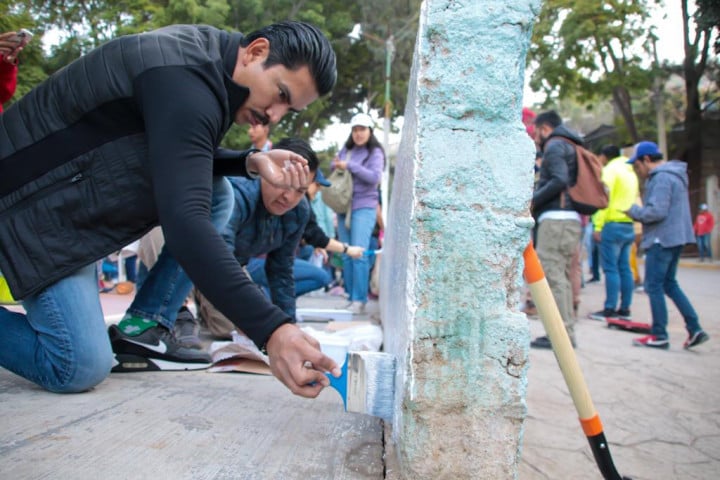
left=554, top=138, right=609, bottom=215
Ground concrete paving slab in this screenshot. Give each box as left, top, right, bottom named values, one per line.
left=519, top=265, right=720, bottom=480
left=0, top=363, right=384, bottom=479
left=0, top=262, right=718, bottom=479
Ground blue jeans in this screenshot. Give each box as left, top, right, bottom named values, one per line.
left=584, top=222, right=601, bottom=280
left=599, top=222, right=635, bottom=311
left=696, top=234, right=712, bottom=260
left=644, top=244, right=702, bottom=339
left=125, top=177, right=234, bottom=329
left=247, top=257, right=331, bottom=297
left=367, top=235, right=380, bottom=271
left=0, top=263, right=114, bottom=392
left=337, top=207, right=377, bottom=303
left=297, top=244, right=314, bottom=261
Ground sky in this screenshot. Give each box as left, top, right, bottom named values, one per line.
left=651, top=0, right=688, bottom=65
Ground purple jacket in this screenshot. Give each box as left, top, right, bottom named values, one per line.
left=338, top=145, right=384, bottom=211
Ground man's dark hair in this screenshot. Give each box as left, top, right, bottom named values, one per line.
left=242, top=21, right=337, bottom=96
left=600, top=145, right=621, bottom=159
left=534, top=110, right=562, bottom=129
left=274, top=137, right=319, bottom=173
left=647, top=153, right=664, bottom=162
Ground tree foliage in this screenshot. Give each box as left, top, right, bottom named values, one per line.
left=528, top=0, right=657, bottom=143
left=696, top=0, right=720, bottom=55
left=3, top=0, right=422, bottom=148
left=680, top=0, right=719, bottom=205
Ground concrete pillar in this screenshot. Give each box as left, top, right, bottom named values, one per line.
left=380, top=0, right=540, bottom=478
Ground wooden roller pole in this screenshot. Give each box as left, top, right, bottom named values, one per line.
left=523, top=242, right=630, bottom=480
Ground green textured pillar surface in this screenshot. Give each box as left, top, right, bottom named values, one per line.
left=380, top=0, right=540, bottom=478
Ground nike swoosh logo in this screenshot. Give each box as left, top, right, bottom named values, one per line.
left=125, top=338, right=168, bottom=354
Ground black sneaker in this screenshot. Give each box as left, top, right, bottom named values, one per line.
left=684, top=331, right=709, bottom=349
left=174, top=307, right=203, bottom=350
left=616, top=308, right=632, bottom=321
left=530, top=335, right=576, bottom=349
left=589, top=308, right=616, bottom=321
left=109, top=324, right=211, bottom=372
left=530, top=336, right=552, bottom=349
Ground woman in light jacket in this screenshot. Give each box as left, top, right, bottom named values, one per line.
left=331, top=113, right=384, bottom=314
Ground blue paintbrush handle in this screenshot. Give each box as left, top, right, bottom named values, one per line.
left=325, top=353, right=349, bottom=410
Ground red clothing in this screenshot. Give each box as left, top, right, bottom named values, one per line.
left=0, top=59, right=18, bottom=112
left=522, top=107, right=536, bottom=138
left=694, top=211, right=715, bottom=236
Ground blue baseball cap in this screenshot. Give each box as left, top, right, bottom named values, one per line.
left=314, top=168, right=331, bottom=187
left=628, top=141, right=661, bottom=164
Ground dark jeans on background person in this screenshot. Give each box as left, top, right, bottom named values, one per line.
left=599, top=222, right=635, bottom=311
left=297, top=244, right=314, bottom=262
left=590, top=241, right=600, bottom=280
left=644, top=244, right=702, bottom=340
left=584, top=222, right=600, bottom=281
left=124, top=255, right=137, bottom=283
left=696, top=234, right=712, bottom=260
left=247, top=257, right=331, bottom=297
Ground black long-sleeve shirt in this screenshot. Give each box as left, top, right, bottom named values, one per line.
left=0, top=25, right=292, bottom=349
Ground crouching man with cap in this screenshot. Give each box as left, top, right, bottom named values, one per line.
left=110, top=138, right=337, bottom=372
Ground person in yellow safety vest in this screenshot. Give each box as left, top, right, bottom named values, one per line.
left=588, top=145, right=640, bottom=323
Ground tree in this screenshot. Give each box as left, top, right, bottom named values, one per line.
left=681, top=0, right=720, bottom=203
left=339, top=0, right=421, bottom=122
left=528, top=0, right=655, bottom=144
left=8, top=0, right=422, bottom=144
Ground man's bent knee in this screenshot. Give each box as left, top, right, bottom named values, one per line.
left=44, top=345, right=114, bottom=394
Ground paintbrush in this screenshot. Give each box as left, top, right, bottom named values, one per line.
left=325, top=351, right=396, bottom=421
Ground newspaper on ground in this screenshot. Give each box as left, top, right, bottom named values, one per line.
left=208, top=330, right=271, bottom=375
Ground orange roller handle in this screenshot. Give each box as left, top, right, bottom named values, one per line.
left=523, top=242, right=545, bottom=284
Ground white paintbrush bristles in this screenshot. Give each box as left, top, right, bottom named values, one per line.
left=346, top=351, right=396, bottom=421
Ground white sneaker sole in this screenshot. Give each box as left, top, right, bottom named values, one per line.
left=111, top=354, right=211, bottom=372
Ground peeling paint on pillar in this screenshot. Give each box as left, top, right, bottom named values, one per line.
left=379, top=0, right=541, bottom=478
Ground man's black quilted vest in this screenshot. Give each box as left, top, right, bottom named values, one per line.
left=0, top=25, right=235, bottom=299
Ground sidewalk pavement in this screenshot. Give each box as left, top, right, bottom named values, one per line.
left=1, top=264, right=718, bottom=479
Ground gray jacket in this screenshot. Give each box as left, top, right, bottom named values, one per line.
left=629, top=161, right=695, bottom=250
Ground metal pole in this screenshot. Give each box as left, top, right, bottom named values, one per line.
left=381, top=36, right=394, bottom=224
left=651, top=37, right=667, bottom=158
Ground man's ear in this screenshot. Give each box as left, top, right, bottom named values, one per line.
left=241, top=38, right=270, bottom=66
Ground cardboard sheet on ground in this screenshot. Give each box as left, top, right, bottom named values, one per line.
left=208, top=331, right=271, bottom=375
